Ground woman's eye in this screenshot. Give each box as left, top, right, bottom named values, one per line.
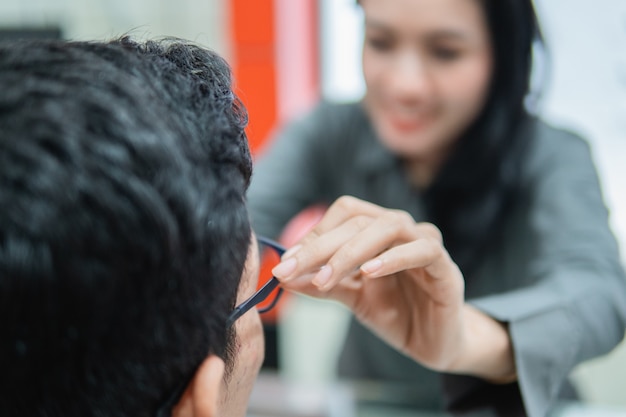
left=431, top=47, right=461, bottom=61
left=366, top=37, right=393, bottom=51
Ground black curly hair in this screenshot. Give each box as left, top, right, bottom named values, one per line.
left=0, top=37, right=252, bottom=416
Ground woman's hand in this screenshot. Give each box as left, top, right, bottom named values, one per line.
left=272, top=196, right=516, bottom=382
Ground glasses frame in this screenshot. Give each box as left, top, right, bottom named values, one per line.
left=226, top=235, right=285, bottom=328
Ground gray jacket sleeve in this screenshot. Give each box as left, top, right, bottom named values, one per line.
left=444, top=128, right=626, bottom=417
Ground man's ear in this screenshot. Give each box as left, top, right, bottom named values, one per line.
left=172, top=355, right=225, bottom=417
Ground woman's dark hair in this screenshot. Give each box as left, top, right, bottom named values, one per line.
left=422, top=0, right=544, bottom=275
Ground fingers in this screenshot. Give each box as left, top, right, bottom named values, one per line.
left=360, top=237, right=459, bottom=282
left=272, top=212, right=378, bottom=286
left=359, top=222, right=448, bottom=278
left=315, top=210, right=418, bottom=288
left=272, top=213, right=372, bottom=270
left=272, top=195, right=448, bottom=292
left=295, top=196, right=387, bottom=246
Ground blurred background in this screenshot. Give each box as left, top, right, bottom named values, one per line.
left=2, top=0, right=625, bottom=412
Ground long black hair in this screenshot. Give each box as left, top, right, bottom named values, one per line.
left=422, top=0, right=544, bottom=275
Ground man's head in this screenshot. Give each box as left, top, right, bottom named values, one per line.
left=0, top=37, right=262, bottom=416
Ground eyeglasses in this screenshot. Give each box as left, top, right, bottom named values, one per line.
left=226, top=236, right=285, bottom=327
left=156, top=236, right=286, bottom=416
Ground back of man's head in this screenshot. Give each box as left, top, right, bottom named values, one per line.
left=0, top=37, right=252, bottom=416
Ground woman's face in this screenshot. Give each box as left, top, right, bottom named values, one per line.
left=361, top=0, right=493, bottom=163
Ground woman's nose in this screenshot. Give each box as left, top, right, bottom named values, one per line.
left=388, top=51, right=432, bottom=101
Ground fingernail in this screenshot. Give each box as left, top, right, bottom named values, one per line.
left=272, top=257, right=297, bottom=278
left=313, top=265, right=332, bottom=288
left=281, top=244, right=302, bottom=260
left=361, top=259, right=382, bottom=274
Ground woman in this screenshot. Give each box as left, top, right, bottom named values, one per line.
left=248, top=0, right=626, bottom=415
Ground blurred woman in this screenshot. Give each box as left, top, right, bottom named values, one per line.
left=248, top=0, right=626, bottom=415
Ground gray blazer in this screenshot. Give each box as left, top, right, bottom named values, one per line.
left=248, top=101, right=626, bottom=417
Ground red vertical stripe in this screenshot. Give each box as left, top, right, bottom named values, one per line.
left=229, top=0, right=278, bottom=155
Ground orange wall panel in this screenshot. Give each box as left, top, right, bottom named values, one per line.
left=234, top=63, right=277, bottom=153
left=229, top=0, right=277, bottom=155
left=230, top=0, right=275, bottom=43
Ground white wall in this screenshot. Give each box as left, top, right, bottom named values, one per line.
left=0, top=0, right=228, bottom=55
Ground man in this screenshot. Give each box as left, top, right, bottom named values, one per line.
left=0, top=37, right=263, bottom=416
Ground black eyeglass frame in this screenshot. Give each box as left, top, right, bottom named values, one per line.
left=226, top=235, right=285, bottom=327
